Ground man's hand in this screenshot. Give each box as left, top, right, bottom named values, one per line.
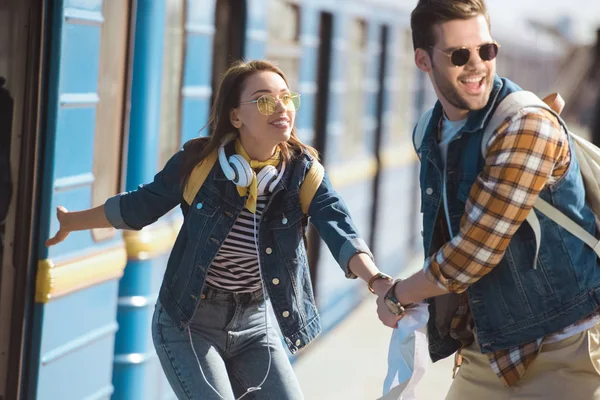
left=376, top=294, right=404, bottom=328
left=372, top=278, right=403, bottom=328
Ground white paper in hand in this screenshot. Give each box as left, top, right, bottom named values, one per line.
left=380, top=303, right=430, bottom=400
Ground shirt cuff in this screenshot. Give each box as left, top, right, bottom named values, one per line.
left=339, top=238, right=374, bottom=279
left=423, top=256, right=467, bottom=293
left=104, top=194, right=133, bottom=230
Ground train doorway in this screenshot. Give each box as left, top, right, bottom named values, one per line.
left=0, top=0, right=45, bottom=398
left=306, top=11, right=333, bottom=294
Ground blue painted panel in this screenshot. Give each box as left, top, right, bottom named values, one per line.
left=376, top=163, right=421, bottom=275
left=114, top=255, right=168, bottom=357
left=315, top=178, right=373, bottom=317
left=183, top=34, right=214, bottom=87
left=186, top=0, right=215, bottom=25
left=118, top=255, right=168, bottom=297
left=299, top=47, right=318, bottom=86
left=245, top=0, right=265, bottom=31
left=65, top=0, right=102, bottom=10
left=113, top=2, right=174, bottom=397
left=295, top=94, right=314, bottom=130
left=300, top=6, right=320, bottom=38
left=113, top=363, right=152, bottom=400
left=181, top=98, right=210, bottom=143
left=58, top=24, right=101, bottom=94
left=36, top=334, right=115, bottom=400
left=38, top=281, right=119, bottom=355
left=115, top=308, right=153, bottom=354
left=126, top=0, right=166, bottom=189
left=113, top=356, right=177, bottom=400
left=33, top=0, right=122, bottom=396
left=46, top=187, right=122, bottom=261
left=245, top=40, right=266, bottom=60
left=53, top=107, right=96, bottom=179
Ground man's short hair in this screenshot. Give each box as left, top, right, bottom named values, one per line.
left=411, top=0, right=490, bottom=52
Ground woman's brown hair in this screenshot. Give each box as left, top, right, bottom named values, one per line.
left=180, top=59, right=318, bottom=184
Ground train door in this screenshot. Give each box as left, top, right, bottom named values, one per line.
left=375, top=26, right=423, bottom=273
left=24, top=1, right=133, bottom=399
left=211, top=0, right=246, bottom=105
left=369, top=24, right=389, bottom=253
left=307, top=11, right=333, bottom=292
left=0, top=0, right=45, bottom=398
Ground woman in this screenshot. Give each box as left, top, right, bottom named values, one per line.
left=46, top=60, right=394, bottom=400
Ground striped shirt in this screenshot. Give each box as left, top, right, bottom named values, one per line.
left=205, top=195, right=269, bottom=293
left=424, top=107, right=600, bottom=386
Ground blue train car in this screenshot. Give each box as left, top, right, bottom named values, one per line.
left=0, top=0, right=564, bottom=398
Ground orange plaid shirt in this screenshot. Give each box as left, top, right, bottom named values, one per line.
left=424, top=107, right=599, bottom=386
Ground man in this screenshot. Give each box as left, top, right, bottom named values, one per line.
left=372, top=0, right=600, bottom=398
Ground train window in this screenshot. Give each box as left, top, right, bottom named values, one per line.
left=391, top=27, right=416, bottom=146
left=158, top=0, right=186, bottom=168
left=344, top=18, right=368, bottom=157
left=91, top=0, right=131, bottom=241
left=266, top=0, right=301, bottom=90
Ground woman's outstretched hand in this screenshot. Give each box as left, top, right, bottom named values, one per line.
left=46, top=206, right=71, bottom=247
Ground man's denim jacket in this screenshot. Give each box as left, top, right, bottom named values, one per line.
left=104, top=148, right=372, bottom=353
left=417, top=76, right=600, bottom=360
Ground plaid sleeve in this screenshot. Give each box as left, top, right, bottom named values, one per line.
left=424, top=108, right=570, bottom=292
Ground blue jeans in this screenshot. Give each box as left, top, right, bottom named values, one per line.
left=152, top=287, right=304, bottom=399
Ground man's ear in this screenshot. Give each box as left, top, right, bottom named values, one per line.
left=230, top=108, right=242, bottom=129
left=415, top=48, right=433, bottom=73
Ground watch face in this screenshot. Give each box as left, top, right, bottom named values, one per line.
left=384, top=298, right=402, bottom=316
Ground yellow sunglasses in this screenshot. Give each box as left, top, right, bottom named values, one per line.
left=239, top=92, right=301, bottom=116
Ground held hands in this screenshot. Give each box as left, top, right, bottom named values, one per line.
left=372, top=278, right=404, bottom=328
left=46, top=206, right=71, bottom=247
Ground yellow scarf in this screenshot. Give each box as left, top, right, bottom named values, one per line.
left=234, top=139, right=281, bottom=213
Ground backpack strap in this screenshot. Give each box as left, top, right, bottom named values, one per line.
left=480, top=91, right=600, bottom=265
left=299, top=159, right=325, bottom=214
left=481, top=91, right=549, bottom=158
left=413, top=107, right=435, bottom=154
left=183, top=149, right=219, bottom=205
left=183, top=150, right=324, bottom=215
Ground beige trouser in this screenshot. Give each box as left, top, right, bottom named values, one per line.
left=446, top=323, right=600, bottom=400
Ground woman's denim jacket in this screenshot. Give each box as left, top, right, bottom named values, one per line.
left=104, top=148, right=372, bottom=353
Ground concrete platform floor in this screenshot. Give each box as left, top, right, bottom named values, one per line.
left=293, top=296, right=455, bottom=400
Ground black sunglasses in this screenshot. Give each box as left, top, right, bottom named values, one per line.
left=430, top=42, right=500, bottom=67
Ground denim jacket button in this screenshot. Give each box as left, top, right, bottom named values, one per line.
left=426, top=188, right=433, bottom=195
left=265, top=247, right=273, bottom=255
left=295, top=339, right=301, bottom=346
left=272, top=278, right=280, bottom=285
left=196, top=202, right=203, bottom=210
left=282, top=311, right=290, bottom=318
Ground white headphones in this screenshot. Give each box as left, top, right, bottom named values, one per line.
left=218, top=135, right=285, bottom=195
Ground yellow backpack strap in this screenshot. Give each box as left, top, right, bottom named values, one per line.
left=299, top=159, right=325, bottom=214
left=183, top=149, right=219, bottom=205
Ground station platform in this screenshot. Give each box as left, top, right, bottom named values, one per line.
left=293, top=258, right=455, bottom=400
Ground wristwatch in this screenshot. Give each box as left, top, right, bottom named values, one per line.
left=368, top=272, right=393, bottom=294
left=384, top=280, right=408, bottom=316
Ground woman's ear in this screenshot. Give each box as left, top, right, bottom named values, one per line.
left=230, top=108, right=242, bottom=129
